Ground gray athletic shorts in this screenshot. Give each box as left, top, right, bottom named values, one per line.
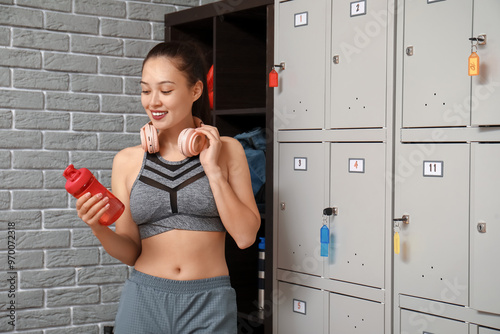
left=114, top=269, right=237, bottom=334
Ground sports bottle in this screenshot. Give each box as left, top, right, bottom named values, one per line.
left=63, top=164, right=124, bottom=226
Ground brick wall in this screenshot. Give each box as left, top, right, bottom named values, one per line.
left=0, top=1, right=217, bottom=333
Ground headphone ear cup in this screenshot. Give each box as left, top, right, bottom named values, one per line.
left=140, top=122, right=159, bottom=153
left=178, top=128, right=193, bottom=157
left=178, top=128, right=207, bottom=157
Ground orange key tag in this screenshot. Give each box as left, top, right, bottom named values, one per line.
left=469, top=51, right=479, bottom=76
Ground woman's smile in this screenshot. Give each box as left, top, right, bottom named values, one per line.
left=151, top=110, right=168, bottom=120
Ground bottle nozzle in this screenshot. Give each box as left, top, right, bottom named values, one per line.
left=63, top=164, right=79, bottom=180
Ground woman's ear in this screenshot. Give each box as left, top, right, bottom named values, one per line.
left=192, top=80, right=203, bottom=102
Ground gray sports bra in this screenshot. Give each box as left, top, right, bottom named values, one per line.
left=129, top=153, right=225, bottom=239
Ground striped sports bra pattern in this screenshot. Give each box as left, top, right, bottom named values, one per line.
left=130, top=153, right=225, bottom=239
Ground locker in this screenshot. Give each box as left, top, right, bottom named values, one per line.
left=330, top=0, right=387, bottom=128
left=402, top=0, right=472, bottom=127
left=277, top=282, right=324, bottom=334
left=329, top=293, right=384, bottom=333
left=470, top=143, right=500, bottom=315
left=479, top=328, right=500, bottom=334
left=400, top=309, right=469, bottom=334
left=277, top=143, right=326, bottom=277
left=394, top=144, right=469, bottom=305
left=276, top=0, right=327, bottom=130
left=329, top=143, right=385, bottom=288
left=471, top=0, right=500, bottom=126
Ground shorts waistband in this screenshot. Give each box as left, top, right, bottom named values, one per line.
left=128, top=269, right=231, bottom=294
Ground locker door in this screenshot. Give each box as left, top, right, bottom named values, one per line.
left=330, top=0, right=387, bottom=128
left=329, top=293, right=384, bottom=333
left=471, top=0, right=500, bottom=126
left=470, top=143, right=500, bottom=315
left=277, top=282, right=324, bottom=334
left=276, top=0, right=327, bottom=130
left=278, top=143, right=326, bottom=277
left=400, top=309, right=469, bottom=334
left=394, top=144, right=469, bottom=305
left=329, top=143, right=385, bottom=288
left=480, top=328, right=500, bottom=334
left=402, top=0, right=472, bottom=127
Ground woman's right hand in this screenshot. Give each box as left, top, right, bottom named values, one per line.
left=76, top=192, right=110, bottom=228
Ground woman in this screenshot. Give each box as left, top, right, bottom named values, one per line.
left=76, top=41, right=261, bottom=333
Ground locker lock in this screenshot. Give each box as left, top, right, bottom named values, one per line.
left=469, top=34, right=487, bottom=46
left=273, top=62, right=285, bottom=70
left=477, top=222, right=486, bottom=233
left=394, top=214, right=410, bottom=224
left=323, top=207, right=338, bottom=216
left=406, top=46, right=414, bottom=56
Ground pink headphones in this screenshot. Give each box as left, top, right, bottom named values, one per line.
left=140, top=117, right=207, bottom=157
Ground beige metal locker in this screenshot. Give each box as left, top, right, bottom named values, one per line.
left=330, top=0, right=387, bottom=128
left=329, top=143, right=386, bottom=288
left=277, top=282, right=325, bottom=333
left=330, top=293, right=384, bottom=333
left=402, top=0, right=472, bottom=127
left=471, top=0, right=500, bottom=126
left=470, top=143, right=500, bottom=315
left=400, top=309, right=469, bottom=334
left=275, top=0, right=327, bottom=130
left=277, top=142, right=326, bottom=277
left=394, top=143, right=469, bottom=306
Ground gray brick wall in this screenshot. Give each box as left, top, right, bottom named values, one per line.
left=0, top=0, right=219, bottom=332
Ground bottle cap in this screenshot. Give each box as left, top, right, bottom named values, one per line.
left=63, top=164, right=93, bottom=195
left=258, top=237, right=265, bottom=250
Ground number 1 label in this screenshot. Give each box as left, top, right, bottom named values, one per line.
left=350, top=1, right=366, bottom=17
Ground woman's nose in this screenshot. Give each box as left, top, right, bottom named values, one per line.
left=150, top=91, right=162, bottom=107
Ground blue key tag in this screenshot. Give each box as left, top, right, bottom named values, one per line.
left=320, top=224, right=329, bottom=257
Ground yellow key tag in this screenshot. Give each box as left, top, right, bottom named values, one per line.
left=469, top=52, right=479, bottom=76
left=394, top=231, right=400, bottom=255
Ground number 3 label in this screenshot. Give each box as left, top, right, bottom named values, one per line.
left=294, top=157, right=307, bottom=171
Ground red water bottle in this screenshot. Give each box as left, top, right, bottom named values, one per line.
left=63, top=164, right=124, bottom=226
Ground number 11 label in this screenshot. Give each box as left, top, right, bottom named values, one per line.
left=423, top=161, right=444, bottom=177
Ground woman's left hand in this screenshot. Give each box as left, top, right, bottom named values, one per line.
left=196, top=124, right=222, bottom=175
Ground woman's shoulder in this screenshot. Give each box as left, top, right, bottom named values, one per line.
left=220, top=136, right=246, bottom=167
left=113, top=145, right=145, bottom=174
left=220, top=136, right=244, bottom=154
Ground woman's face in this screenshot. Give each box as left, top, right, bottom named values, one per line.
left=140, top=57, right=201, bottom=130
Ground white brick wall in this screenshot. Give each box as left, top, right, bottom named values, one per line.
left=0, top=0, right=218, bottom=332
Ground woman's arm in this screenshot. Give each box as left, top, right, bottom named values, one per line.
left=76, top=147, right=142, bottom=265
left=198, top=126, right=261, bottom=249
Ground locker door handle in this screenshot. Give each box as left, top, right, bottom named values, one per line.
left=394, top=214, right=410, bottom=224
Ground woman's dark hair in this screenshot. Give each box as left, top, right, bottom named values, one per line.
left=143, top=41, right=211, bottom=125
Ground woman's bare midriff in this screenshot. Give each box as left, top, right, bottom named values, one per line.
left=133, top=229, right=229, bottom=280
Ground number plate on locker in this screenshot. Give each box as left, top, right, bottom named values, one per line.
left=423, top=161, right=444, bottom=177
left=294, top=157, right=307, bottom=171
left=293, top=299, right=306, bottom=315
